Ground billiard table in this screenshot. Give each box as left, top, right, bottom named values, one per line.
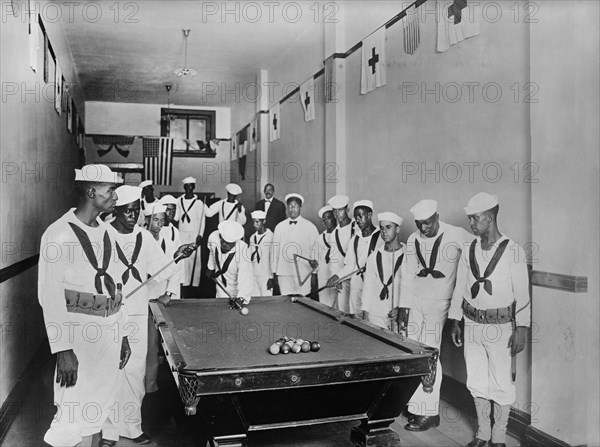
left=149, top=296, right=438, bottom=446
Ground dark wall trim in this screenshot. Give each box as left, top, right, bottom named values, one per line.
left=0, top=255, right=39, bottom=284
left=524, top=425, right=573, bottom=447
left=531, top=270, right=588, bottom=293
left=441, top=375, right=572, bottom=447
left=0, top=342, right=52, bottom=444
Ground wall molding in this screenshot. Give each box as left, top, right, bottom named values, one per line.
left=0, top=342, right=52, bottom=444
left=441, top=375, right=572, bottom=447
left=530, top=270, right=588, bottom=293
left=0, top=255, right=39, bottom=284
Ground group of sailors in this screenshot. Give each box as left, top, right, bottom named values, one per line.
left=38, top=164, right=530, bottom=447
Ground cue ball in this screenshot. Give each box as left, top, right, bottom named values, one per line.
left=240, top=307, right=249, bottom=315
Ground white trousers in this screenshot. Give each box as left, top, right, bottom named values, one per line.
left=44, top=323, right=122, bottom=446
left=102, top=314, right=149, bottom=441
left=255, top=275, right=273, bottom=296
left=406, top=298, right=450, bottom=416
left=348, top=275, right=364, bottom=315
left=464, top=319, right=516, bottom=405
left=278, top=275, right=311, bottom=296
left=180, top=231, right=201, bottom=287
left=318, top=274, right=337, bottom=308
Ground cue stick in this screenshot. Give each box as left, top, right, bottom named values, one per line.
left=125, top=244, right=197, bottom=299
left=304, top=267, right=365, bottom=298
left=210, top=276, right=233, bottom=299
left=209, top=276, right=244, bottom=310
left=511, top=313, right=517, bottom=381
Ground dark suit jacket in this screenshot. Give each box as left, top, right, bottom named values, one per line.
left=255, top=197, right=287, bottom=232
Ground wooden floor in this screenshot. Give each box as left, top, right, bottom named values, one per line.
left=3, top=361, right=521, bottom=447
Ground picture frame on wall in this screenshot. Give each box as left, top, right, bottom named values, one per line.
left=43, top=32, right=49, bottom=83
left=54, top=60, right=61, bottom=115
left=67, top=98, right=73, bottom=134
left=62, top=77, right=68, bottom=113
left=78, top=118, right=85, bottom=150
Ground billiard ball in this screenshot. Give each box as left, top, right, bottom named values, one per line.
left=310, top=341, right=321, bottom=352
left=269, top=343, right=280, bottom=355
left=240, top=307, right=249, bottom=315
left=280, top=344, right=291, bottom=354
left=301, top=341, right=311, bottom=352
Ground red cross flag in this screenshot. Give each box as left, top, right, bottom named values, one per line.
left=360, top=27, right=387, bottom=95
left=299, top=78, right=315, bottom=122
left=437, top=0, right=480, bottom=53
left=269, top=103, right=281, bottom=142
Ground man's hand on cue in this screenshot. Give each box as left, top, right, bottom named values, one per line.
left=151, top=292, right=172, bottom=307
left=120, top=336, right=131, bottom=370
left=308, top=259, right=319, bottom=269
left=175, top=243, right=196, bottom=260
left=56, top=349, right=79, bottom=388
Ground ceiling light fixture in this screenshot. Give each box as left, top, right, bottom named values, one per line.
left=174, top=29, right=197, bottom=78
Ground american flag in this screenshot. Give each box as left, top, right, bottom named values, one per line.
left=143, top=137, right=173, bottom=185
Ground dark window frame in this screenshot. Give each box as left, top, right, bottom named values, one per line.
left=160, top=108, right=217, bottom=158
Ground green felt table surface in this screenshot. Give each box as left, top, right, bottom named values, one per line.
left=155, top=297, right=416, bottom=372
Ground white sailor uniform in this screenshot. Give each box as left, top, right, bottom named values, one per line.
left=272, top=216, right=319, bottom=296
left=362, top=244, right=409, bottom=329
left=336, top=230, right=384, bottom=314
left=38, top=209, right=127, bottom=447
left=176, top=195, right=206, bottom=287
left=401, top=221, right=471, bottom=417
left=249, top=229, right=274, bottom=296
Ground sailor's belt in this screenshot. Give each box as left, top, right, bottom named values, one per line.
left=462, top=300, right=513, bottom=324
left=65, top=289, right=123, bottom=317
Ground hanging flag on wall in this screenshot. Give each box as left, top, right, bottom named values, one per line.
left=249, top=118, right=257, bottom=151
left=360, top=27, right=387, bottom=95
left=269, top=103, right=281, bottom=142
left=299, top=78, right=316, bottom=122
left=403, top=5, right=421, bottom=55
left=143, top=137, right=174, bottom=185
left=437, top=0, right=480, bottom=53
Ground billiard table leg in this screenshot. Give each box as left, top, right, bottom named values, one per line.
left=350, top=418, right=401, bottom=447
left=211, top=433, right=247, bottom=446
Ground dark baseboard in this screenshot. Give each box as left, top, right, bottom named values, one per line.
left=0, top=341, right=52, bottom=444
left=524, top=425, right=575, bottom=447
left=441, top=374, right=572, bottom=447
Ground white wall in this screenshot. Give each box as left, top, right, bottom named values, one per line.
left=85, top=101, right=231, bottom=138
left=529, top=2, right=600, bottom=445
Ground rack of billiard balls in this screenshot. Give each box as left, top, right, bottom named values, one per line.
left=269, top=337, right=320, bottom=355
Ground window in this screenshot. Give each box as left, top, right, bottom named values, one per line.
left=160, top=108, right=217, bottom=158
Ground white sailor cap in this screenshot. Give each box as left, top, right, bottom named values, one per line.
left=285, top=193, right=304, bottom=205
left=464, top=193, right=499, bottom=215
left=115, top=185, right=142, bottom=207
left=143, top=203, right=167, bottom=217
left=410, top=199, right=438, bottom=221
left=318, top=205, right=333, bottom=218
left=75, top=164, right=122, bottom=184
left=377, top=212, right=403, bottom=227
left=138, top=180, right=153, bottom=189
left=328, top=195, right=349, bottom=209
left=226, top=183, right=242, bottom=195
left=182, top=176, right=197, bottom=185
left=353, top=200, right=373, bottom=212
left=218, top=220, right=244, bottom=243
left=251, top=210, right=267, bottom=220
left=160, top=194, right=178, bottom=206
